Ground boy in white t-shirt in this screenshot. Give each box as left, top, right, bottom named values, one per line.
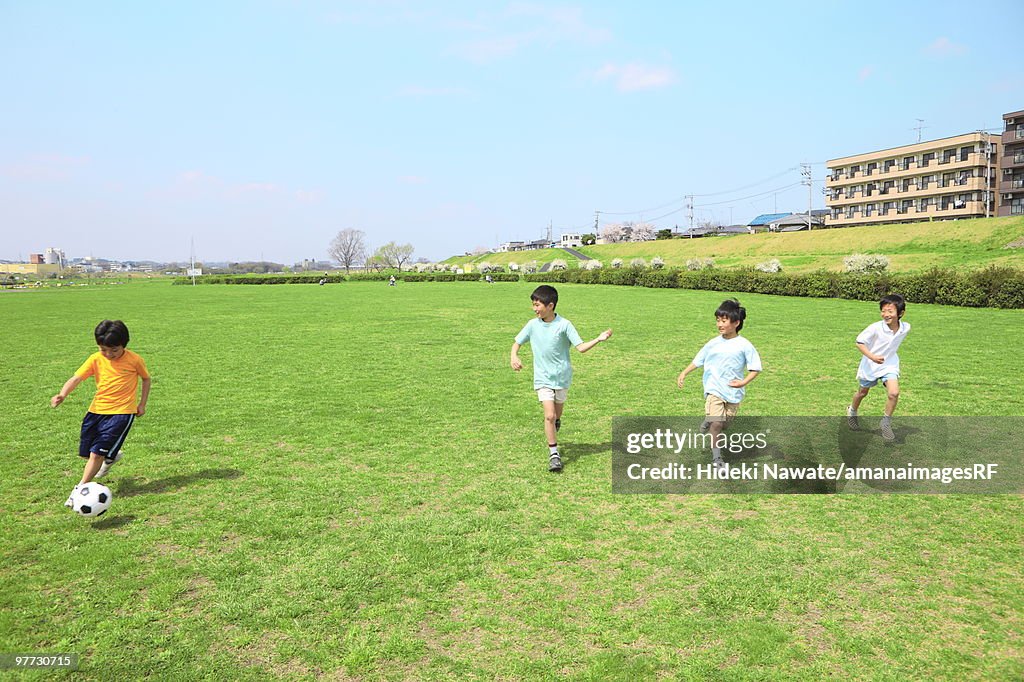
left=677, top=299, right=762, bottom=469
left=847, top=294, right=910, bottom=442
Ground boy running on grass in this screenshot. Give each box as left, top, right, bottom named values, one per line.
left=51, top=320, right=151, bottom=507
left=677, top=299, right=762, bottom=470
left=847, top=294, right=910, bottom=442
left=511, top=285, right=612, bottom=472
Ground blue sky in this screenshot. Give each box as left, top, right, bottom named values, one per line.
left=2, top=0, right=1022, bottom=264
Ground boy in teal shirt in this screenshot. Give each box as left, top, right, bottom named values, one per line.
left=511, top=285, right=612, bottom=471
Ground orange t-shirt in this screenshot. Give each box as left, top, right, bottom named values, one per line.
left=75, top=349, right=151, bottom=414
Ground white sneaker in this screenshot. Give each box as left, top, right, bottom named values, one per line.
left=95, top=451, right=124, bottom=479
left=846, top=405, right=860, bottom=431
left=64, top=484, right=81, bottom=508
left=880, top=418, right=895, bottom=443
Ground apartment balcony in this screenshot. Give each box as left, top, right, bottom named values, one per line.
left=1002, top=127, right=1024, bottom=145
left=1001, top=152, right=1024, bottom=169
left=999, top=178, right=1024, bottom=192
left=824, top=200, right=990, bottom=227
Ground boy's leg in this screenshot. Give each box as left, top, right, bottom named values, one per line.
left=850, top=385, right=870, bottom=412
left=542, top=400, right=562, bottom=470
left=93, top=414, right=134, bottom=478
left=880, top=378, right=899, bottom=441
left=554, top=401, right=564, bottom=432
left=542, top=400, right=559, bottom=445
left=882, top=378, right=900, bottom=417
left=79, top=453, right=105, bottom=485
left=704, top=395, right=730, bottom=468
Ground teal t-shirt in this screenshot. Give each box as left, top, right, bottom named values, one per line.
left=515, top=314, right=584, bottom=389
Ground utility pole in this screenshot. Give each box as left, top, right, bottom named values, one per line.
left=594, top=210, right=600, bottom=235
left=982, top=131, right=992, bottom=218
left=801, top=163, right=812, bottom=229
left=687, top=196, right=694, bottom=231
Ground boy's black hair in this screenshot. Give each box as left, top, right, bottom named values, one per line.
left=879, top=293, right=906, bottom=317
left=95, top=320, right=130, bottom=347
left=715, top=298, right=746, bottom=331
left=531, top=285, right=559, bottom=309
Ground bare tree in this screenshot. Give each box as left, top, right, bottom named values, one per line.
left=373, top=242, right=415, bottom=271
left=328, top=228, right=367, bottom=273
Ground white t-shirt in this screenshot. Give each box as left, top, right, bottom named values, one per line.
left=692, top=335, right=762, bottom=404
left=856, top=320, right=910, bottom=381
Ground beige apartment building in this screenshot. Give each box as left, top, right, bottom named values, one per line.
left=825, top=132, right=999, bottom=228
left=997, top=109, right=1024, bottom=216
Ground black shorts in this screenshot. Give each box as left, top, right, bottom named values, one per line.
left=79, top=412, right=135, bottom=461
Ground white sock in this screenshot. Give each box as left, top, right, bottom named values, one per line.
left=549, top=444, right=559, bottom=455
left=712, top=447, right=722, bottom=460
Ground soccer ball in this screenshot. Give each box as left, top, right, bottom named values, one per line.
left=73, top=483, right=112, bottom=517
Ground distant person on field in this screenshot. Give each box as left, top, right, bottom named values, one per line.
left=51, top=320, right=151, bottom=508
left=847, top=294, right=910, bottom=442
left=511, top=285, right=612, bottom=472
left=677, top=299, right=762, bottom=470
left=485, top=274, right=494, bottom=284
left=389, top=275, right=396, bottom=286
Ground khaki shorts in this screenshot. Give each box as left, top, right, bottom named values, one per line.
left=536, top=387, right=568, bottom=403
left=705, top=394, right=739, bottom=422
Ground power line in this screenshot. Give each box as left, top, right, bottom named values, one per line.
left=598, top=166, right=799, bottom=216
left=694, top=182, right=803, bottom=208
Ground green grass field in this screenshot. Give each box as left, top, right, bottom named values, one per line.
left=445, top=216, right=1024, bottom=273
left=2, top=281, right=1022, bottom=680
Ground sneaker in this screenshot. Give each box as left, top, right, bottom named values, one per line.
left=64, top=484, right=81, bottom=508
left=846, top=405, right=860, bottom=431
left=95, top=451, right=124, bottom=479
left=880, top=418, right=895, bottom=442
left=712, top=456, right=727, bottom=473
left=548, top=453, right=563, bottom=472
left=555, top=418, right=561, bottom=433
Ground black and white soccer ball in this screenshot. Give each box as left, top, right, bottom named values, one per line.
left=73, top=483, right=112, bottom=517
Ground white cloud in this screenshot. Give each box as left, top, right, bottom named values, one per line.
left=924, top=37, right=967, bottom=57
left=594, top=63, right=676, bottom=92
left=449, top=4, right=610, bottom=62
left=857, top=66, right=874, bottom=82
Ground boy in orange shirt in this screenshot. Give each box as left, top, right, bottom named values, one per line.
left=51, top=320, right=151, bottom=507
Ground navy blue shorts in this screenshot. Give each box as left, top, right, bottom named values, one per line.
left=79, top=412, right=135, bottom=461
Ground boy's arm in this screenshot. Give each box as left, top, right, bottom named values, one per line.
left=137, top=377, right=152, bottom=416
left=510, top=342, right=524, bottom=371
left=575, top=329, right=612, bottom=354
left=51, top=375, right=83, bottom=408
left=856, top=342, right=884, bottom=364
left=728, top=370, right=761, bottom=388
left=676, top=363, right=699, bottom=389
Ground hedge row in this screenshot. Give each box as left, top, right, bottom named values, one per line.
left=524, top=266, right=1024, bottom=309
left=171, top=272, right=518, bottom=285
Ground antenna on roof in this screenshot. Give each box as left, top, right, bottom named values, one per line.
left=912, top=118, right=928, bottom=143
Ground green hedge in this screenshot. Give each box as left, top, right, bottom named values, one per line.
left=524, top=266, right=1024, bottom=309
left=173, top=272, right=522, bottom=285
